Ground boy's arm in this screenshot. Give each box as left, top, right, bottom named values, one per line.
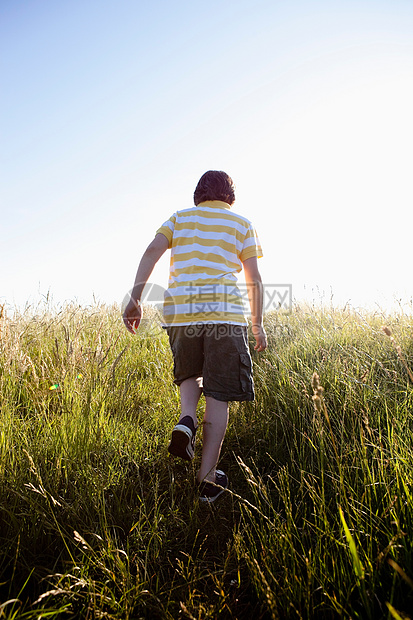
left=242, top=256, right=267, bottom=352
left=123, top=233, right=169, bottom=334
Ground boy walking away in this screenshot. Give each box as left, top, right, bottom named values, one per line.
left=123, top=171, right=267, bottom=503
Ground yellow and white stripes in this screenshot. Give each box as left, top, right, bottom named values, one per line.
left=156, top=201, right=262, bottom=326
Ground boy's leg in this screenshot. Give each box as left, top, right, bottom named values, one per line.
left=197, top=396, right=229, bottom=484
left=168, top=377, right=202, bottom=461
left=197, top=324, right=252, bottom=483
left=179, top=376, right=202, bottom=427
left=166, top=326, right=204, bottom=460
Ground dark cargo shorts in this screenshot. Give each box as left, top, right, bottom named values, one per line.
left=166, top=323, right=254, bottom=402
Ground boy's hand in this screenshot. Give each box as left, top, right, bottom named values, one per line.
left=252, top=324, right=267, bottom=352
left=123, top=299, right=142, bottom=334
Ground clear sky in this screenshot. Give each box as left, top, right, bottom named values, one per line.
left=1, top=0, right=413, bottom=313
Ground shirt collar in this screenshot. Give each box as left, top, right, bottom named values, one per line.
left=197, top=200, right=231, bottom=210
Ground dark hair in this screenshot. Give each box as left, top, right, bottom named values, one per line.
left=193, top=170, right=235, bottom=206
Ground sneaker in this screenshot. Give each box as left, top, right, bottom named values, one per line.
left=199, top=470, right=228, bottom=504
left=168, top=416, right=197, bottom=461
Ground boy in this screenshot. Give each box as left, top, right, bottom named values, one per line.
left=123, top=170, right=267, bottom=503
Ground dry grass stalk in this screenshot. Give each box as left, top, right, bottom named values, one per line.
left=382, top=326, right=413, bottom=384
left=312, top=372, right=340, bottom=462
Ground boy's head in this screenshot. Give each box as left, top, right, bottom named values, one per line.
left=193, top=170, right=235, bottom=206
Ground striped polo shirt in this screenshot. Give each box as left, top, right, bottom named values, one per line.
left=156, top=200, right=263, bottom=326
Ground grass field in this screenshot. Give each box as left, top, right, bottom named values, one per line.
left=0, top=301, right=412, bottom=619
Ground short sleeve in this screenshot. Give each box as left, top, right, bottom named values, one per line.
left=240, top=223, right=263, bottom=262
left=156, top=213, right=176, bottom=249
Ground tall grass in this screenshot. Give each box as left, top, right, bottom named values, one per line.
left=0, top=300, right=412, bottom=618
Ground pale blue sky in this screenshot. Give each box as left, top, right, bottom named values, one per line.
left=1, top=0, right=413, bottom=312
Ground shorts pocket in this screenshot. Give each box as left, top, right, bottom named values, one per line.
left=239, top=352, right=253, bottom=392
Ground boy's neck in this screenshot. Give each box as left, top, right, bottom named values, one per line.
left=197, top=200, right=231, bottom=210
